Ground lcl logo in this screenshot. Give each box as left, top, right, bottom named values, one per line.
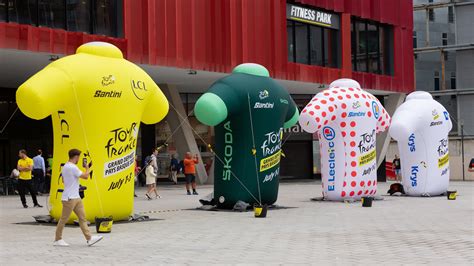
left=131, top=80, right=147, bottom=100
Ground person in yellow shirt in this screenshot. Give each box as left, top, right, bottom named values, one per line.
left=17, top=149, right=42, bottom=208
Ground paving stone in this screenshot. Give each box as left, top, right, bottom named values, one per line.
left=0, top=181, right=472, bottom=265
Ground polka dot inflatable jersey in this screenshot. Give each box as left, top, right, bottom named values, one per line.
left=299, top=79, right=391, bottom=201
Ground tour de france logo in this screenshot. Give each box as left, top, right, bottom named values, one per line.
left=371, top=101, right=380, bottom=119
left=259, top=89, right=269, bottom=100
left=101, top=75, right=115, bottom=86
left=322, top=126, right=336, bottom=141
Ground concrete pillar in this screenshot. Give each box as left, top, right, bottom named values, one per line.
left=160, top=84, right=209, bottom=184
left=376, top=93, right=406, bottom=168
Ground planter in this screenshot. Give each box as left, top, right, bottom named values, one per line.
left=95, top=216, right=113, bottom=233
left=361, top=197, right=373, bottom=207
left=447, top=190, right=457, bottom=200
left=254, top=204, right=268, bottom=218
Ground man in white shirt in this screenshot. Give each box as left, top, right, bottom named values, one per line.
left=32, top=149, right=46, bottom=194
left=53, top=149, right=103, bottom=247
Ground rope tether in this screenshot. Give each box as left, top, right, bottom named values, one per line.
left=247, top=93, right=262, bottom=204
left=167, top=101, right=262, bottom=205
left=71, top=81, right=105, bottom=217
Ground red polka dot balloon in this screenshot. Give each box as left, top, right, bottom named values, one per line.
left=298, top=79, right=391, bottom=201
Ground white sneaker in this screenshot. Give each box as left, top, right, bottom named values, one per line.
left=53, top=239, right=70, bottom=247
left=87, top=235, right=103, bottom=246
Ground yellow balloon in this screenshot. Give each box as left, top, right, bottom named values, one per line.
left=16, top=42, right=169, bottom=223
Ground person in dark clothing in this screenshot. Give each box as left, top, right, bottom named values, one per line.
left=469, top=158, right=474, bottom=172
left=17, top=149, right=42, bottom=208
left=169, top=154, right=179, bottom=184
left=32, top=149, right=46, bottom=195
left=392, top=155, right=401, bottom=181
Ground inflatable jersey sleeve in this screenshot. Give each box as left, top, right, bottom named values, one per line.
left=141, top=82, right=169, bottom=124
left=195, top=82, right=240, bottom=126
left=389, top=109, right=418, bottom=141
left=16, top=66, right=72, bottom=120
left=283, top=93, right=299, bottom=129
left=374, top=98, right=391, bottom=133
left=299, top=93, right=336, bottom=133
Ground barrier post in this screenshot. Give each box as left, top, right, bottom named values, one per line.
left=461, top=123, right=465, bottom=181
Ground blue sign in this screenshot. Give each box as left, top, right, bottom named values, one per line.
left=372, top=101, right=380, bottom=119
left=322, top=126, right=336, bottom=141
left=443, top=111, right=449, bottom=121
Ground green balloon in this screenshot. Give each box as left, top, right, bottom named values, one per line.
left=195, top=63, right=299, bottom=208
left=194, top=93, right=228, bottom=126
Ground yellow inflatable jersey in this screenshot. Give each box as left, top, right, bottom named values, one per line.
left=16, top=42, right=169, bottom=223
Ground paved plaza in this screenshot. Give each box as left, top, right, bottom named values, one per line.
left=0, top=181, right=473, bottom=265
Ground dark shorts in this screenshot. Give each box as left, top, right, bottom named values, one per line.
left=185, top=174, right=196, bottom=184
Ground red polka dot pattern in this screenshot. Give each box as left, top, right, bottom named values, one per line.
left=299, top=85, right=391, bottom=200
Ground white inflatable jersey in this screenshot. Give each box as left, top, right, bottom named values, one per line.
left=389, top=91, right=452, bottom=196
left=299, top=79, right=390, bottom=201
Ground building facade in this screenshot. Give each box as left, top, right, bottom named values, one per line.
left=404, top=0, right=474, bottom=181
left=0, top=0, right=414, bottom=182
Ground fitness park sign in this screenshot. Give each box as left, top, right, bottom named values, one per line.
left=286, top=3, right=340, bottom=30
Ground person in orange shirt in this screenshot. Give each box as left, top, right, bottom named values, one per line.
left=17, top=149, right=42, bottom=208
left=183, top=152, right=199, bottom=195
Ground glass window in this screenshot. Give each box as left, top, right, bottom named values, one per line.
left=450, top=72, right=456, bottom=90
left=294, top=22, right=309, bottom=64
left=66, top=0, right=90, bottom=32
left=93, top=0, right=118, bottom=36
left=367, top=22, right=379, bottom=74
left=0, top=0, right=6, bottom=22
left=413, top=31, right=417, bottom=48
left=434, top=71, right=440, bottom=91
left=38, top=0, right=66, bottom=29
left=380, top=26, right=393, bottom=75
left=352, top=18, right=393, bottom=75
left=428, top=9, right=435, bottom=21
left=2, top=0, right=122, bottom=37
left=356, top=21, right=367, bottom=72
left=309, top=26, right=323, bottom=66
left=323, top=28, right=339, bottom=68
left=6, top=0, right=37, bottom=25
left=286, top=14, right=340, bottom=68
left=287, top=20, right=295, bottom=63
left=351, top=21, right=356, bottom=70
left=448, top=6, right=454, bottom=23
left=442, top=33, right=448, bottom=46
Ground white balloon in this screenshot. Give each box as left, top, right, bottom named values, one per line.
left=389, top=91, right=452, bottom=196
left=299, top=78, right=390, bottom=201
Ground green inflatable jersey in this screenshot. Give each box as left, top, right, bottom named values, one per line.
left=195, top=63, right=299, bottom=208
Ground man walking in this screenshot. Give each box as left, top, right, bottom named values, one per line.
left=183, top=152, right=199, bottom=195
left=53, top=148, right=103, bottom=247
left=32, top=149, right=46, bottom=195
left=17, top=149, right=42, bottom=208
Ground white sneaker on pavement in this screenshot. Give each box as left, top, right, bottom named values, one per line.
left=87, top=235, right=104, bottom=246
left=53, top=239, right=70, bottom=247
